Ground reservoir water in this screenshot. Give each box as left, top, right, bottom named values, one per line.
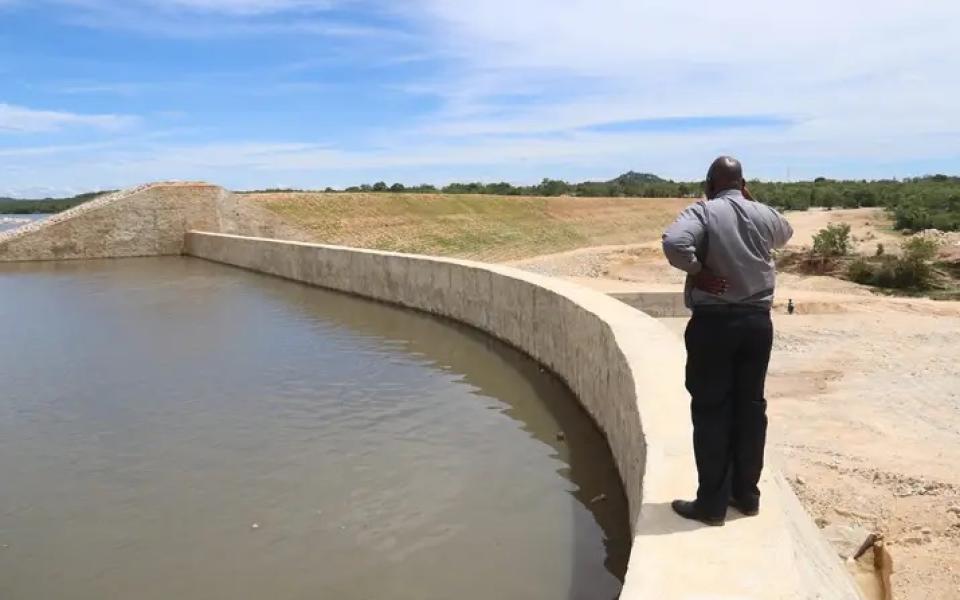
left=0, top=214, right=45, bottom=233
left=0, top=257, right=629, bottom=600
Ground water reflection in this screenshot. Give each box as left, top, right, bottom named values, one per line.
left=0, top=257, right=628, bottom=600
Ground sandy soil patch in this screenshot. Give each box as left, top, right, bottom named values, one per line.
left=785, top=207, right=904, bottom=254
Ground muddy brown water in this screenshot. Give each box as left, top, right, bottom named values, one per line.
left=0, top=257, right=629, bottom=600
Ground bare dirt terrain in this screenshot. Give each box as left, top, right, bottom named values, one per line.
left=511, top=206, right=960, bottom=600
left=784, top=207, right=905, bottom=255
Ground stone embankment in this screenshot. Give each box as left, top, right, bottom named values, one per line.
left=0, top=182, right=309, bottom=262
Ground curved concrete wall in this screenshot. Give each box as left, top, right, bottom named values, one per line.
left=185, top=231, right=863, bottom=600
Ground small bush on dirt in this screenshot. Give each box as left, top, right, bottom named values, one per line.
left=846, top=237, right=940, bottom=290
left=875, top=243, right=885, bottom=256
left=874, top=257, right=902, bottom=288
left=812, top=223, right=852, bottom=257
left=896, top=237, right=939, bottom=289
left=902, top=237, right=939, bottom=262
left=847, top=258, right=874, bottom=284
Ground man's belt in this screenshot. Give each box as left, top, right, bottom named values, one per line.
left=692, top=304, right=770, bottom=316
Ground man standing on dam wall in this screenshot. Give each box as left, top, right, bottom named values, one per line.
left=661, top=156, right=794, bottom=526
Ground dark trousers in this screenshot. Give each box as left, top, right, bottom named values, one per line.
left=684, top=309, right=773, bottom=518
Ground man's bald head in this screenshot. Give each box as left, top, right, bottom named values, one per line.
left=705, top=156, right=744, bottom=198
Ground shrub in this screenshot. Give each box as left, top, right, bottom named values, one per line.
left=894, top=204, right=933, bottom=231
left=902, top=236, right=939, bottom=262
left=812, top=223, right=853, bottom=257
left=896, top=237, right=939, bottom=289
left=874, top=257, right=901, bottom=288
left=845, top=237, right=940, bottom=291
left=847, top=258, right=874, bottom=284
left=875, top=243, right=885, bottom=256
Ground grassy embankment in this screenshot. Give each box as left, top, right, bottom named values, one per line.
left=250, top=192, right=687, bottom=261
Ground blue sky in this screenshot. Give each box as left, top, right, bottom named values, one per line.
left=2, top=0, right=959, bottom=196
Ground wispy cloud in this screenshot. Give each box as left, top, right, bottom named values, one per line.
left=2, top=0, right=959, bottom=194
left=6, top=120, right=958, bottom=192
left=398, top=0, right=960, bottom=159
left=0, top=103, right=137, bottom=133
left=152, top=0, right=337, bottom=15
left=47, top=0, right=406, bottom=39
left=58, top=0, right=339, bottom=15
left=50, top=77, right=340, bottom=97
left=55, top=81, right=163, bottom=95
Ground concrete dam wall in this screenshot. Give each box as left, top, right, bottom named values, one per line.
left=0, top=183, right=863, bottom=598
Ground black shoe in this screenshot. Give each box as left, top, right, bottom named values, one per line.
left=671, top=500, right=725, bottom=526
left=729, top=498, right=759, bottom=517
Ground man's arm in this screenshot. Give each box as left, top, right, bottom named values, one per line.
left=662, top=202, right=708, bottom=274
left=763, top=205, right=794, bottom=249
left=663, top=202, right=728, bottom=295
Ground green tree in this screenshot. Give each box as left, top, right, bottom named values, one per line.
left=537, top=178, right=570, bottom=196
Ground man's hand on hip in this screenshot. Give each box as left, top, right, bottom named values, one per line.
left=693, top=268, right=728, bottom=295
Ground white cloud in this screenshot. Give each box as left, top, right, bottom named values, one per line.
left=0, top=103, right=137, bottom=133
left=4, top=0, right=960, bottom=190
left=416, top=0, right=958, bottom=74
left=4, top=118, right=958, bottom=195
left=397, top=0, right=960, bottom=168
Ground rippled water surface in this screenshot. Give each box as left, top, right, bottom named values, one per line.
left=0, top=214, right=45, bottom=233
left=0, top=257, right=629, bottom=600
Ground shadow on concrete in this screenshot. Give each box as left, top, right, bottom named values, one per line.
left=636, top=501, right=755, bottom=536
left=636, top=502, right=712, bottom=535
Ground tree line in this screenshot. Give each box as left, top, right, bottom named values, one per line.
left=6, top=173, right=960, bottom=233
left=747, top=175, right=960, bottom=232
left=314, top=172, right=960, bottom=232
left=0, top=191, right=111, bottom=215
left=239, top=172, right=691, bottom=199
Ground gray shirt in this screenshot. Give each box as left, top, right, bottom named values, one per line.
left=662, top=189, right=793, bottom=309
